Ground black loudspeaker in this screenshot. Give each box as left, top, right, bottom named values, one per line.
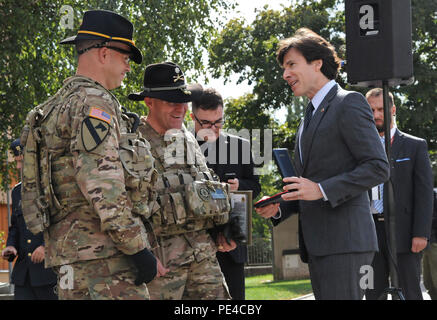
left=345, top=0, right=414, bottom=87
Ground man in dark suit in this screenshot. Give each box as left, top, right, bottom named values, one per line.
left=255, top=28, right=389, bottom=300
left=365, top=88, right=434, bottom=300
left=191, top=88, right=261, bottom=300
left=1, top=139, right=57, bottom=300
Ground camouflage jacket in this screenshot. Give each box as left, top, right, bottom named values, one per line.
left=24, top=76, right=149, bottom=267
left=139, top=119, right=230, bottom=237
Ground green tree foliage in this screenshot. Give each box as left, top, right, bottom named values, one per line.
left=209, top=1, right=339, bottom=114
left=396, top=0, right=437, bottom=184
left=0, top=0, right=232, bottom=189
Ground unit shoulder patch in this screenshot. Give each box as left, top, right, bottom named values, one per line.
left=81, top=116, right=110, bottom=152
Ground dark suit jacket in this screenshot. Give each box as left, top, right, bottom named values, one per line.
left=6, top=183, right=57, bottom=287
left=273, top=84, right=389, bottom=262
left=383, top=129, right=434, bottom=252
left=201, top=132, right=261, bottom=263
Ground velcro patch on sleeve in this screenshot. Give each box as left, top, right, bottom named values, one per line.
left=89, top=107, right=112, bottom=124
left=81, top=117, right=110, bottom=152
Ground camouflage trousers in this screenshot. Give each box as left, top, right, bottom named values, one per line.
left=148, top=230, right=230, bottom=300
left=53, top=254, right=149, bottom=300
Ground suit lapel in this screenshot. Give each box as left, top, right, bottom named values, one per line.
left=388, top=129, right=405, bottom=185
left=390, top=129, right=403, bottom=163
left=293, top=119, right=304, bottom=175
left=300, top=84, right=338, bottom=171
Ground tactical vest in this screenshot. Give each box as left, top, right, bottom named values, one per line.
left=118, top=111, right=158, bottom=222
left=140, top=121, right=230, bottom=237
left=21, top=77, right=156, bottom=235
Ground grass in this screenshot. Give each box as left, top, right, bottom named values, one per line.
left=245, top=274, right=313, bottom=300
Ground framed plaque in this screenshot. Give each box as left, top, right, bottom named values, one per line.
left=230, top=190, right=253, bottom=245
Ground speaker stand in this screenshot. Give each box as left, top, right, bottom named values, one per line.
left=380, top=81, right=405, bottom=300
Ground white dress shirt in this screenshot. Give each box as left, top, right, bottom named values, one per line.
left=298, top=79, right=337, bottom=162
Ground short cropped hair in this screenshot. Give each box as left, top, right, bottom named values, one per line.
left=75, top=39, right=105, bottom=55
left=276, top=28, right=342, bottom=80
left=191, top=88, right=223, bottom=112
left=365, top=88, right=394, bottom=108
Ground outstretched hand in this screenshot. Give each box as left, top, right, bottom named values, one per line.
left=255, top=197, right=280, bottom=219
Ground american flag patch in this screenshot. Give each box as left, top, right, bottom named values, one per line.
left=89, top=107, right=112, bottom=124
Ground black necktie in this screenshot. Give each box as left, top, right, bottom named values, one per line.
left=303, top=101, right=314, bottom=132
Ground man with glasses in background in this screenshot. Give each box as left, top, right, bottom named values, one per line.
left=191, top=88, right=261, bottom=300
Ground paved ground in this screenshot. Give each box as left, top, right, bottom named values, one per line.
left=293, top=277, right=431, bottom=300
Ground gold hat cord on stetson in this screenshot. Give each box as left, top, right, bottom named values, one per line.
left=78, top=30, right=135, bottom=45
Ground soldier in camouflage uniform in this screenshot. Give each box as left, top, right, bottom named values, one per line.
left=128, top=62, right=236, bottom=299
left=20, top=10, right=158, bottom=300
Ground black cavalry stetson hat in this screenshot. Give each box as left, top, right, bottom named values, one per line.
left=128, top=62, right=203, bottom=103
left=60, top=9, right=142, bottom=64
left=10, top=138, right=22, bottom=156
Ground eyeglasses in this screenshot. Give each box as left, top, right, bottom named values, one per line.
left=193, top=113, right=224, bottom=128
left=104, top=46, right=132, bottom=64
left=104, top=46, right=132, bottom=56
left=77, top=42, right=132, bottom=63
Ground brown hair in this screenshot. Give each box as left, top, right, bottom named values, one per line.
left=276, top=28, right=341, bottom=80
left=365, top=88, right=394, bottom=108
left=75, top=39, right=104, bottom=55
left=191, top=87, right=223, bottom=112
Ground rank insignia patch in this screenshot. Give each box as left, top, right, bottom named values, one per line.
left=81, top=116, right=110, bottom=152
